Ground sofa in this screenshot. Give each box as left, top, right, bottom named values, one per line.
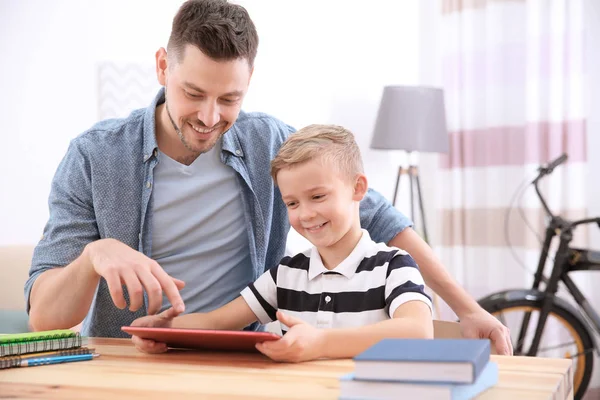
left=0, top=245, right=34, bottom=333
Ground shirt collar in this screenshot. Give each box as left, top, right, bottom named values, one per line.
left=307, top=229, right=372, bottom=280
left=142, top=88, right=163, bottom=163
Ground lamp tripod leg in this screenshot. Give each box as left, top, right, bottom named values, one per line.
left=392, top=165, right=402, bottom=207
left=414, top=167, right=428, bottom=244
left=409, top=167, right=415, bottom=224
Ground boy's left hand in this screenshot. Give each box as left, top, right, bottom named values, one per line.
left=255, top=310, right=325, bottom=362
left=130, top=307, right=180, bottom=353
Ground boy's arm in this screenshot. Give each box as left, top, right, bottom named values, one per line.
left=169, top=262, right=281, bottom=331
left=170, top=297, right=258, bottom=331
left=320, top=301, right=433, bottom=359
left=257, top=301, right=432, bottom=362
left=131, top=297, right=259, bottom=354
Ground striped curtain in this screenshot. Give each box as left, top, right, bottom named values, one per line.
left=437, top=0, right=589, bottom=313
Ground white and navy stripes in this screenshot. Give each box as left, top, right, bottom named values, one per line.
left=240, top=230, right=432, bottom=334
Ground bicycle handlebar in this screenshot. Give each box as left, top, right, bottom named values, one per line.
left=532, top=153, right=568, bottom=220
left=530, top=153, right=598, bottom=229
left=544, top=153, right=568, bottom=173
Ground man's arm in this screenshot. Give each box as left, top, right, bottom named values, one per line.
left=27, top=140, right=103, bottom=331
left=30, top=238, right=186, bottom=331
left=389, top=228, right=513, bottom=355
left=29, top=248, right=99, bottom=331
left=359, top=189, right=513, bottom=355
left=28, top=141, right=184, bottom=331
left=388, top=227, right=481, bottom=318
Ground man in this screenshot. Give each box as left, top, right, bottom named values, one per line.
left=26, top=0, right=512, bottom=355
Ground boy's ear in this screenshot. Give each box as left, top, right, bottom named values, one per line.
left=353, top=174, right=368, bottom=201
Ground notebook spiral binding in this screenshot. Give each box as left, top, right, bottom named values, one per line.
left=0, top=333, right=84, bottom=357
left=0, top=346, right=92, bottom=369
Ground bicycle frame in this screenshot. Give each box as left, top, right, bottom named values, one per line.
left=518, top=213, right=600, bottom=357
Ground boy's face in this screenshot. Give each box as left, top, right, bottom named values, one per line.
left=157, top=44, right=252, bottom=155
left=277, top=158, right=366, bottom=251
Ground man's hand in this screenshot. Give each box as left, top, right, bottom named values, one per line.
left=460, top=308, right=513, bottom=355
left=255, top=311, right=325, bottom=363
left=85, top=238, right=185, bottom=315
left=131, top=307, right=180, bottom=353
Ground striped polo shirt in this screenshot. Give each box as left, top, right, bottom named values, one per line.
left=240, top=230, right=432, bottom=334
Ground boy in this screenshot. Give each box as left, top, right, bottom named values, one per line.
left=130, top=124, right=433, bottom=362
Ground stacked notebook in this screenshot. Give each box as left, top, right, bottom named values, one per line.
left=0, top=329, right=95, bottom=369
left=339, top=339, right=498, bottom=400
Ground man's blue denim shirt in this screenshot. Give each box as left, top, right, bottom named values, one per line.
left=25, top=88, right=412, bottom=338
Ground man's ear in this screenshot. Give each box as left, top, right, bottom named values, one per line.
left=156, top=47, right=169, bottom=86
left=353, top=174, right=368, bottom=201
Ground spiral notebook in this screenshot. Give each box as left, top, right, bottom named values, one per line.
left=0, top=329, right=87, bottom=357
left=0, top=346, right=94, bottom=369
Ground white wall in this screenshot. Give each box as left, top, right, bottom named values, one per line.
left=0, top=0, right=421, bottom=247
left=0, top=0, right=179, bottom=245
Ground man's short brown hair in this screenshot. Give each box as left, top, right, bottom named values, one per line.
left=168, top=0, right=259, bottom=67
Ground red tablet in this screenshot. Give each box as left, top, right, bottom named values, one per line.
left=121, top=326, right=281, bottom=352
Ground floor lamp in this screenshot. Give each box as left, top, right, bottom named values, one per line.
left=370, top=86, right=450, bottom=317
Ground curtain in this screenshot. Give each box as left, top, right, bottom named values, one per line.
left=437, top=0, right=598, bottom=390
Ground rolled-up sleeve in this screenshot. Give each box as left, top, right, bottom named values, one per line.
left=359, top=188, right=413, bottom=245
left=25, top=139, right=100, bottom=313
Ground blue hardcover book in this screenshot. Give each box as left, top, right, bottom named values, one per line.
left=339, top=361, right=498, bottom=400
left=353, top=339, right=490, bottom=384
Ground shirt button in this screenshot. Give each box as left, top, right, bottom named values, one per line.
left=325, top=296, right=331, bottom=303
left=235, top=149, right=242, bottom=155
left=146, top=181, right=152, bottom=189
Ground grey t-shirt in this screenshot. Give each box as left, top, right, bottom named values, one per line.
left=151, top=139, right=253, bottom=313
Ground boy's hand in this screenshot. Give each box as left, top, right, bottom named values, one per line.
left=255, top=311, right=325, bottom=362
left=131, top=307, right=181, bottom=354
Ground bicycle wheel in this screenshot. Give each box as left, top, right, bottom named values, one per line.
left=484, top=298, right=594, bottom=400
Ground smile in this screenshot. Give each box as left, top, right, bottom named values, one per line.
left=305, top=222, right=328, bottom=232
left=189, top=123, right=218, bottom=134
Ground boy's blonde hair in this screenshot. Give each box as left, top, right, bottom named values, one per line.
left=270, top=124, right=364, bottom=185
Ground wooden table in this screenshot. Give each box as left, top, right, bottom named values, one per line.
left=0, top=338, right=573, bottom=399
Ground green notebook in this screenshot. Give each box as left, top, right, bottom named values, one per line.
left=0, top=329, right=87, bottom=357
left=0, top=329, right=76, bottom=345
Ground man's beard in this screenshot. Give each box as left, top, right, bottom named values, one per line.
left=165, top=99, right=200, bottom=156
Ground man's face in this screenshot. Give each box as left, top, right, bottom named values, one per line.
left=158, top=44, right=252, bottom=155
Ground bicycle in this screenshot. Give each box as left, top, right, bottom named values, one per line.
left=477, top=154, right=600, bottom=400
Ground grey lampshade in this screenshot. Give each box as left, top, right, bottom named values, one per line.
left=371, top=86, right=449, bottom=153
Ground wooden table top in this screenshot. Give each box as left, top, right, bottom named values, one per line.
left=0, top=338, right=573, bottom=399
